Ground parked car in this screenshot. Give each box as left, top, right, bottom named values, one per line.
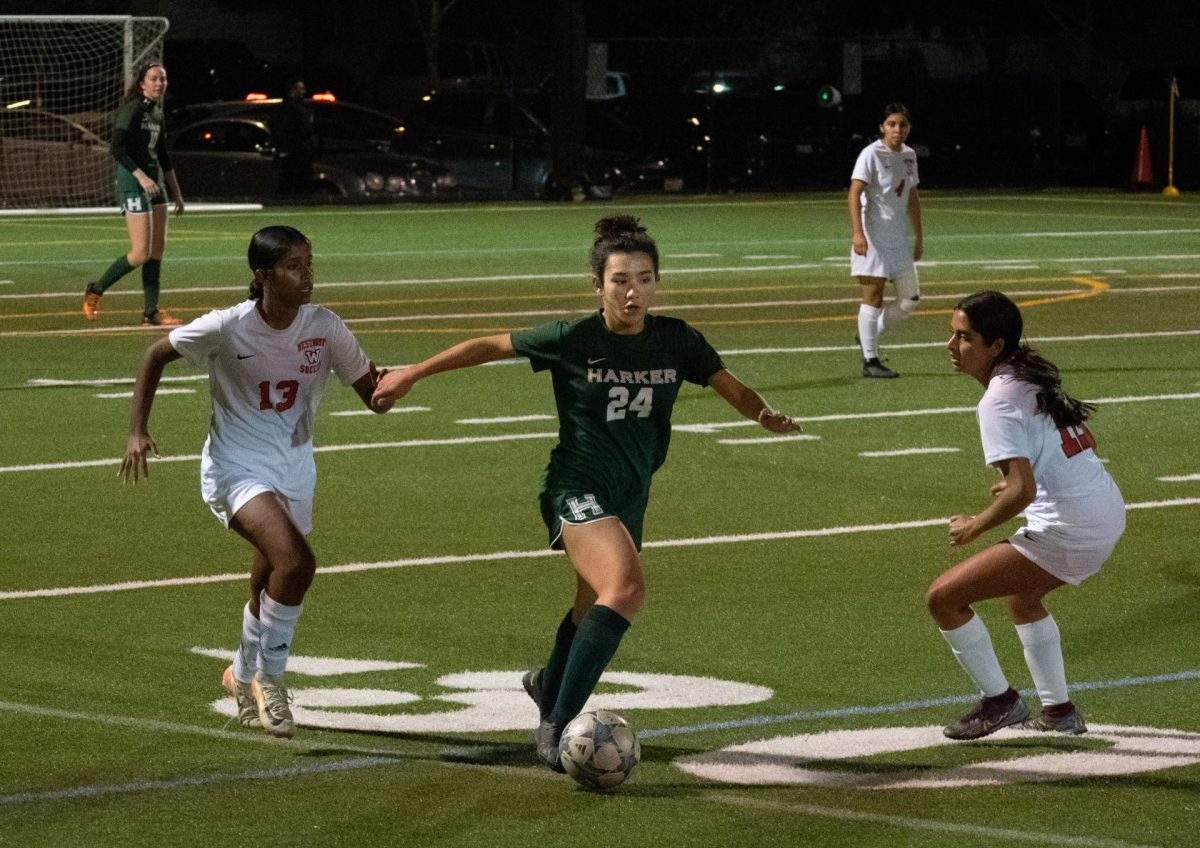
left=393, top=88, right=682, bottom=198
left=167, top=98, right=457, bottom=201
left=0, top=106, right=111, bottom=207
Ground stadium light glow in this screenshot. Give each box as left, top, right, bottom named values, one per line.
left=312, top=91, right=336, bottom=102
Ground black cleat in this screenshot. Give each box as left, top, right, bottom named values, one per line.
left=943, top=691, right=1030, bottom=740
left=1026, top=705, right=1087, bottom=735
left=522, top=669, right=549, bottom=720
left=862, top=357, right=899, bottom=379
left=534, top=718, right=565, bottom=772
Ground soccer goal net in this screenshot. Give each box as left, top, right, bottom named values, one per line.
left=0, top=15, right=168, bottom=210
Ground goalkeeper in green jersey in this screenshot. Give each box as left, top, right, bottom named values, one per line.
left=83, top=61, right=185, bottom=326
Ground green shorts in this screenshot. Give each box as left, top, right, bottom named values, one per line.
left=539, top=487, right=649, bottom=552
left=116, top=187, right=165, bottom=214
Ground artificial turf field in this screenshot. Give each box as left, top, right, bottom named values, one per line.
left=1, top=191, right=1198, bottom=847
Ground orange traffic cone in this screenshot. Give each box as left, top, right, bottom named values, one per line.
left=1130, top=126, right=1153, bottom=189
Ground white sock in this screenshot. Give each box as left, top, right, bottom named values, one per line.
left=940, top=614, right=1010, bottom=698
left=233, top=601, right=260, bottom=684
left=1016, top=615, right=1069, bottom=706
left=258, top=589, right=303, bottom=678
left=857, top=305, right=881, bottom=359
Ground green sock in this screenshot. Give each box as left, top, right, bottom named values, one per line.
left=548, top=605, right=630, bottom=726
left=539, top=609, right=578, bottom=710
left=141, top=258, right=161, bottom=316
left=94, top=255, right=135, bottom=293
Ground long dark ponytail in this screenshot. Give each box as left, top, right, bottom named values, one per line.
left=247, top=225, right=309, bottom=300
left=955, top=290, right=1094, bottom=427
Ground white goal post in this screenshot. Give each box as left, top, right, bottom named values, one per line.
left=0, top=15, right=169, bottom=210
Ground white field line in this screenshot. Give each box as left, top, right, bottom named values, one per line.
left=822, top=252, right=1200, bottom=267
left=720, top=328, right=1200, bottom=356
left=3, top=254, right=1200, bottom=304
left=456, top=414, right=556, bottom=424
left=94, top=388, right=194, bottom=399
left=709, top=794, right=1157, bottom=848
left=1159, top=473, right=1200, bottom=482
left=716, top=434, right=821, bottom=444
left=4, top=391, right=1198, bottom=474
left=21, top=328, right=1200, bottom=391
left=1, top=498, right=1196, bottom=602
left=330, top=406, right=430, bottom=416
left=860, top=447, right=962, bottom=458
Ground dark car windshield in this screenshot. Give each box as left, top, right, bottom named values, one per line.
left=228, top=102, right=407, bottom=154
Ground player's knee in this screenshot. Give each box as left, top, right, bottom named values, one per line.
left=273, top=542, right=316, bottom=586
left=925, top=579, right=955, bottom=619
left=612, top=573, right=646, bottom=616
left=898, top=295, right=919, bottom=315
left=127, top=247, right=151, bottom=266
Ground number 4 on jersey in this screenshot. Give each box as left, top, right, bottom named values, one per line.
left=1058, top=423, right=1096, bottom=458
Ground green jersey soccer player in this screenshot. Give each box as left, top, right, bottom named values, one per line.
left=372, top=215, right=799, bottom=773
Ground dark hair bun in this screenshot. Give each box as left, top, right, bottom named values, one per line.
left=594, top=215, right=645, bottom=241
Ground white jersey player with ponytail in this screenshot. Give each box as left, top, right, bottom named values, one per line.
left=849, top=102, right=923, bottom=379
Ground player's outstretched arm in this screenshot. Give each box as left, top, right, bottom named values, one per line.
left=372, top=334, right=515, bottom=412
left=352, top=361, right=388, bottom=412
left=708, top=369, right=799, bottom=434
left=120, top=337, right=182, bottom=484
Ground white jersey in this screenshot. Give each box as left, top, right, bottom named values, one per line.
left=977, top=364, right=1124, bottom=532
left=851, top=139, right=919, bottom=250
left=169, top=300, right=370, bottom=499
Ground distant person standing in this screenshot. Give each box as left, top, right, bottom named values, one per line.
left=273, top=79, right=315, bottom=196
left=848, top=103, right=923, bottom=379
left=83, top=61, right=185, bottom=326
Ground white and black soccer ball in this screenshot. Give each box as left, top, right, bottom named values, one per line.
left=558, top=709, right=641, bottom=790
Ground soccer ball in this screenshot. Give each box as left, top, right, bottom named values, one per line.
left=558, top=709, right=641, bottom=790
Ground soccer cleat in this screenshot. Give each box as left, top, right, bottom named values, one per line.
left=522, top=668, right=549, bottom=720
left=943, top=691, right=1030, bottom=740
left=142, top=308, right=183, bottom=327
left=1026, top=706, right=1088, bottom=735
left=862, top=357, right=899, bottom=379
left=222, top=665, right=261, bottom=729
left=251, top=671, right=296, bottom=739
left=534, top=718, right=565, bottom=773
left=83, top=285, right=101, bottom=321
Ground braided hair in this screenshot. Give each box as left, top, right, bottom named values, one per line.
left=589, top=215, right=659, bottom=280
left=247, top=225, right=310, bottom=300
left=955, top=290, right=1094, bottom=427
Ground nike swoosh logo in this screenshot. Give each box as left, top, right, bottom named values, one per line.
left=587, top=358, right=605, bottom=365
left=237, top=353, right=256, bottom=360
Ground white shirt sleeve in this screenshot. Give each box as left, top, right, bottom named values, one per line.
left=977, top=394, right=1029, bottom=467
left=168, top=309, right=225, bottom=365
left=851, top=144, right=874, bottom=185
left=325, top=312, right=371, bottom=386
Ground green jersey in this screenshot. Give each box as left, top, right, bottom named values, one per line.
left=112, top=97, right=165, bottom=183
left=511, top=310, right=725, bottom=502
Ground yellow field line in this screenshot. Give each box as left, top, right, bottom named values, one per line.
left=0, top=277, right=1100, bottom=322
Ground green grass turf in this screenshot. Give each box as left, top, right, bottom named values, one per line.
left=1, top=191, right=1199, bottom=847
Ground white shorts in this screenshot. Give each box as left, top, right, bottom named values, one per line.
left=1008, top=511, right=1126, bottom=585
left=201, top=470, right=313, bottom=535
left=851, top=241, right=919, bottom=300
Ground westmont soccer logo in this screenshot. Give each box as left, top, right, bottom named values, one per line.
left=192, top=649, right=1200, bottom=787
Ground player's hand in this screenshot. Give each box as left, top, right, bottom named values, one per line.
left=948, top=514, right=978, bottom=547
left=120, top=431, right=160, bottom=484
left=371, top=368, right=415, bottom=412
left=137, top=172, right=160, bottom=197
left=368, top=360, right=388, bottom=387
left=173, top=194, right=185, bottom=216
left=852, top=233, right=868, bottom=256
left=758, top=408, right=800, bottom=433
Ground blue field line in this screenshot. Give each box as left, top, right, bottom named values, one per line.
left=639, top=668, right=1200, bottom=739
